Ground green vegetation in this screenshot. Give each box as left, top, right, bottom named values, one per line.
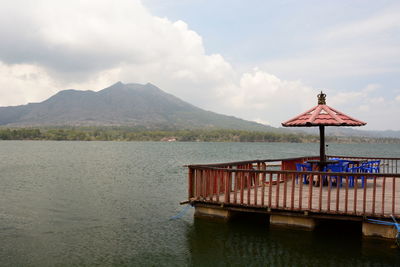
left=0, top=127, right=399, bottom=143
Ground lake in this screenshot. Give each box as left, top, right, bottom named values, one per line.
left=1, top=141, right=400, bottom=266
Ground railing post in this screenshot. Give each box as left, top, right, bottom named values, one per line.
left=382, top=176, right=386, bottom=216
left=276, top=173, right=281, bottom=208
left=195, top=169, right=199, bottom=199
left=345, top=175, right=349, bottom=213
left=308, top=173, right=313, bottom=210
left=336, top=174, right=340, bottom=212
left=327, top=174, right=331, bottom=212
left=268, top=173, right=273, bottom=207
left=247, top=170, right=251, bottom=205
left=261, top=163, right=266, bottom=206
left=254, top=171, right=258, bottom=206
left=224, top=170, right=230, bottom=203
left=299, top=172, right=303, bottom=210
left=363, top=175, right=367, bottom=215
left=319, top=174, right=323, bottom=212
left=283, top=173, right=287, bottom=208
left=240, top=168, right=244, bottom=204
left=393, top=177, right=396, bottom=215
left=372, top=176, right=376, bottom=216
left=291, top=173, right=295, bottom=210
left=216, top=169, right=220, bottom=198
left=188, top=167, right=194, bottom=199
left=233, top=170, right=237, bottom=204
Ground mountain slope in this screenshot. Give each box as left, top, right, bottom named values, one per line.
left=0, top=82, right=275, bottom=131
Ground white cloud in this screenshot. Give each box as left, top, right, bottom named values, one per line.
left=0, top=63, right=59, bottom=106
left=220, top=69, right=315, bottom=124
left=329, top=84, right=382, bottom=106
left=358, top=105, right=370, bottom=112
left=0, top=0, right=211, bottom=75
left=253, top=118, right=270, bottom=126
left=262, top=6, right=400, bottom=85
left=369, top=97, right=385, bottom=104
left=329, top=91, right=363, bottom=106
left=263, top=45, right=400, bottom=84
left=323, top=7, right=400, bottom=41
left=364, top=84, right=381, bottom=93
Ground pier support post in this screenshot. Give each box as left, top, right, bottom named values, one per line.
left=362, top=222, right=397, bottom=239
left=270, top=214, right=316, bottom=230
left=194, top=206, right=235, bottom=221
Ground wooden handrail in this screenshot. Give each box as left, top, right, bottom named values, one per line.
left=187, top=155, right=400, bottom=168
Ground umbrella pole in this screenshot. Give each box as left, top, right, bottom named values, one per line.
left=319, top=125, right=325, bottom=171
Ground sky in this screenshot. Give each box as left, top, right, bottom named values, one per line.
left=0, top=0, right=399, bottom=130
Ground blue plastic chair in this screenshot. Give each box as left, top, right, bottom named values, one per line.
left=295, top=163, right=312, bottom=184
left=372, top=160, right=381, bottom=173
left=338, top=160, right=353, bottom=172
left=348, top=164, right=370, bottom=188
left=326, top=162, right=349, bottom=187
left=362, top=160, right=380, bottom=173
left=328, top=158, right=352, bottom=172
left=347, top=165, right=358, bottom=187
left=355, top=160, right=381, bottom=187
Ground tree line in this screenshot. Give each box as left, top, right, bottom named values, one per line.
left=0, top=127, right=398, bottom=143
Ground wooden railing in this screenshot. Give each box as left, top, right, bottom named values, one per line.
left=188, top=156, right=400, bottom=219
left=328, top=155, right=399, bottom=174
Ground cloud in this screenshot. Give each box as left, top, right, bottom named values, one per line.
left=0, top=1, right=207, bottom=75
left=323, top=6, right=400, bottom=41
left=252, top=118, right=270, bottom=126
left=262, top=5, right=400, bottom=84
left=0, top=62, right=59, bottom=106
left=329, top=84, right=382, bottom=106
left=218, top=69, right=315, bottom=124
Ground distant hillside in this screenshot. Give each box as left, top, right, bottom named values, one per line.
left=0, top=82, right=276, bottom=131
left=288, top=127, right=400, bottom=139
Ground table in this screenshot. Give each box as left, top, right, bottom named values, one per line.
left=306, top=159, right=339, bottom=171
left=305, top=159, right=340, bottom=186
left=340, top=159, right=367, bottom=168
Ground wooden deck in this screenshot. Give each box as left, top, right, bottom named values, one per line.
left=203, top=177, right=400, bottom=217
left=188, top=156, right=400, bottom=219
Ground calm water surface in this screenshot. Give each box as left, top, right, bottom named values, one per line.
left=0, top=141, right=400, bottom=266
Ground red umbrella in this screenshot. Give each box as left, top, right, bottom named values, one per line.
left=282, top=92, right=366, bottom=170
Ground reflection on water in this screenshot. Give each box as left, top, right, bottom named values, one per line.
left=187, top=217, right=400, bottom=266
left=0, top=141, right=399, bottom=266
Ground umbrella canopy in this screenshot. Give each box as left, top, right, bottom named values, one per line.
left=282, top=92, right=366, bottom=170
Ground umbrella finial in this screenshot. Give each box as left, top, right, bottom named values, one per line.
left=318, top=91, right=326, bottom=105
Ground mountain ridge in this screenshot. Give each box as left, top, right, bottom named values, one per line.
left=0, top=82, right=276, bottom=131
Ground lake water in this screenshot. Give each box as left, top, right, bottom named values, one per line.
left=1, top=141, right=400, bottom=266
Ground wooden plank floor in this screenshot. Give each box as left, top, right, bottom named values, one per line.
left=205, top=177, right=400, bottom=218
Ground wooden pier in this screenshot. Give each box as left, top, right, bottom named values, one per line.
left=187, top=156, right=400, bottom=239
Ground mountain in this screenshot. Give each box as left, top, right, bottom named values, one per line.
left=0, top=82, right=276, bottom=131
